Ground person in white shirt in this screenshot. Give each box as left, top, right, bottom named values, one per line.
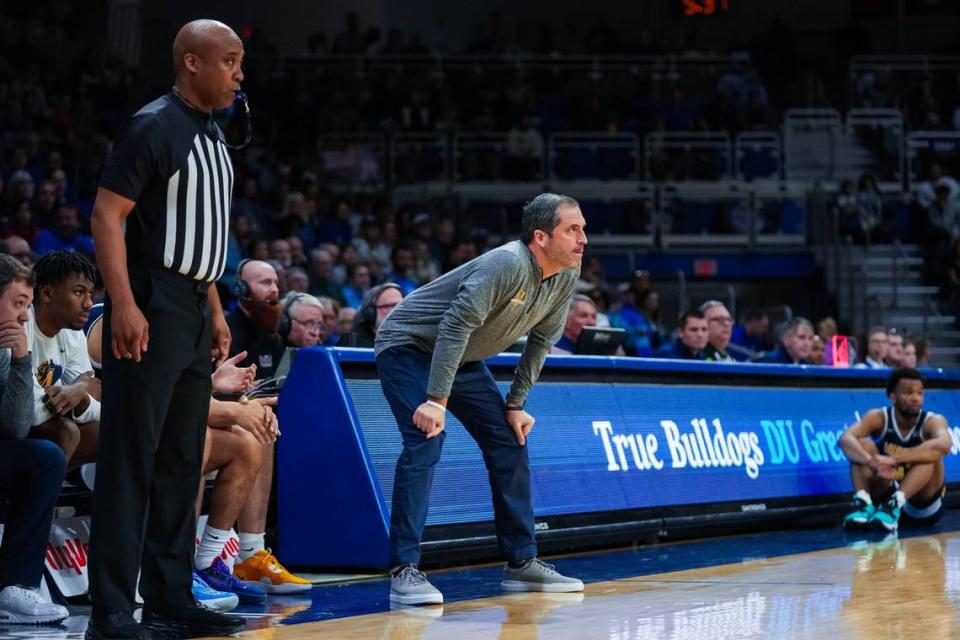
left=855, top=326, right=890, bottom=370
left=26, top=250, right=100, bottom=467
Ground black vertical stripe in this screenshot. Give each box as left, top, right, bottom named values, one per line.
left=171, top=160, right=188, bottom=274
left=207, top=138, right=224, bottom=282
left=213, top=140, right=233, bottom=281
left=195, top=136, right=216, bottom=280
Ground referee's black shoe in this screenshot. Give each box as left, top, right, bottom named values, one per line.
left=85, top=612, right=151, bottom=640
left=142, top=603, right=244, bottom=637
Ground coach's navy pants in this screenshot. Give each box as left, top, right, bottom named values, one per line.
left=377, top=345, right=537, bottom=567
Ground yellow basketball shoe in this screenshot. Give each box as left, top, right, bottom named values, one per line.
left=233, top=549, right=313, bottom=594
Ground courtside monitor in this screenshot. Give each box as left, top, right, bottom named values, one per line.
left=575, top=326, right=626, bottom=355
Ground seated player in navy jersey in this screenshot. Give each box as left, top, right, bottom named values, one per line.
left=839, top=368, right=952, bottom=532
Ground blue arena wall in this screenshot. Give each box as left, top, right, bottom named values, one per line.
left=276, top=347, right=960, bottom=569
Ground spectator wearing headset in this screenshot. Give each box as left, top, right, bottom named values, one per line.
left=225, top=259, right=311, bottom=593
left=341, top=283, right=403, bottom=348
left=278, top=292, right=327, bottom=348
left=227, top=260, right=285, bottom=379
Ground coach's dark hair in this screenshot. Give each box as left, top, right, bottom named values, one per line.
left=678, top=309, right=705, bottom=329
left=32, top=250, right=96, bottom=295
left=521, top=193, right=579, bottom=244
left=0, top=253, right=32, bottom=295
left=886, top=367, right=924, bottom=395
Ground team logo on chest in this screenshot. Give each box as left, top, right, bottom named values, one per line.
left=510, top=290, right=527, bottom=307
left=35, top=360, right=63, bottom=388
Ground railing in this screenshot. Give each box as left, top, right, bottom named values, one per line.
left=551, top=132, right=640, bottom=181
left=849, top=55, right=960, bottom=107
left=391, top=132, right=449, bottom=184
left=453, top=132, right=519, bottom=182
left=644, top=131, right=732, bottom=181
left=315, top=133, right=386, bottom=186
left=390, top=181, right=806, bottom=248
left=850, top=55, right=960, bottom=74
left=906, top=131, right=960, bottom=184
left=260, top=52, right=755, bottom=77
left=735, top=131, right=781, bottom=181
left=313, top=124, right=960, bottom=192
left=783, top=109, right=843, bottom=181
left=845, top=108, right=903, bottom=186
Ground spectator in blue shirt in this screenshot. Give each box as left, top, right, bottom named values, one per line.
left=387, top=244, right=419, bottom=296
left=610, top=288, right=664, bottom=357
left=341, top=262, right=372, bottom=309
left=757, top=317, right=814, bottom=365
left=34, top=205, right=94, bottom=258
left=730, top=309, right=770, bottom=360
left=654, top=310, right=708, bottom=360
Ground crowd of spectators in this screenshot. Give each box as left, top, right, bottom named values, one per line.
left=855, top=68, right=960, bottom=133
left=0, top=6, right=950, bottom=362
left=247, top=11, right=782, bottom=180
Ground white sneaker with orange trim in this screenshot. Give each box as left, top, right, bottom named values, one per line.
left=233, top=549, right=313, bottom=594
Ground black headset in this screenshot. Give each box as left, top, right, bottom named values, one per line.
left=359, top=283, right=403, bottom=327
left=278, top=292, right=306, bottom=338
left=233, top=258, right=252, bottom=300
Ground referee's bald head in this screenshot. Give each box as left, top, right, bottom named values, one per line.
left=173, top=20, right=240, bottom=72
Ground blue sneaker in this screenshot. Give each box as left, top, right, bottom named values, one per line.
left=192, top=571, right=239, bottom=611
left=197, top=557, right=267, bottom=604
left=843, top=495, right=875, bottom=531
left=871, top=495, right=901, bottom=532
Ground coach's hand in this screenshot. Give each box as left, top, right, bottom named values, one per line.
left=506, top=407, right=535, bottom=446
left=112, top=302, right=149, bottom=362
left=414, top=401, right=446, bottom=439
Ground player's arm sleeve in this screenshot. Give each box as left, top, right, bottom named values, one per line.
left=426, top=254, right=522, bottom=399
left=61, top=333, right=95, bottom=384
left=507, top=281, right=575, bottom=408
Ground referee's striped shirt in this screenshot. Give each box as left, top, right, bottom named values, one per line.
left=100, top=92, right=233, bottom=283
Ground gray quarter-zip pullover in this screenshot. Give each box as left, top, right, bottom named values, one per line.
left=375, top=240, right=578, bottom=406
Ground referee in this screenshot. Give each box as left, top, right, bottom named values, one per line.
left=87, top=20, right=243, bottom=640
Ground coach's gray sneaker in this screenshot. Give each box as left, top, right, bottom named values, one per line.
left=501, top=558, right=584, bottom=593
left=389, top=565, right=443, bottom=605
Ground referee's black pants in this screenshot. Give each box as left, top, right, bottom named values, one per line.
left=88, top=268, right=212, bottom=616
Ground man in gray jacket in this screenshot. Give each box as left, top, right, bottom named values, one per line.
left=0, top=253, right=69, bottom=624
left=375, top=193, right=587, bottom=605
